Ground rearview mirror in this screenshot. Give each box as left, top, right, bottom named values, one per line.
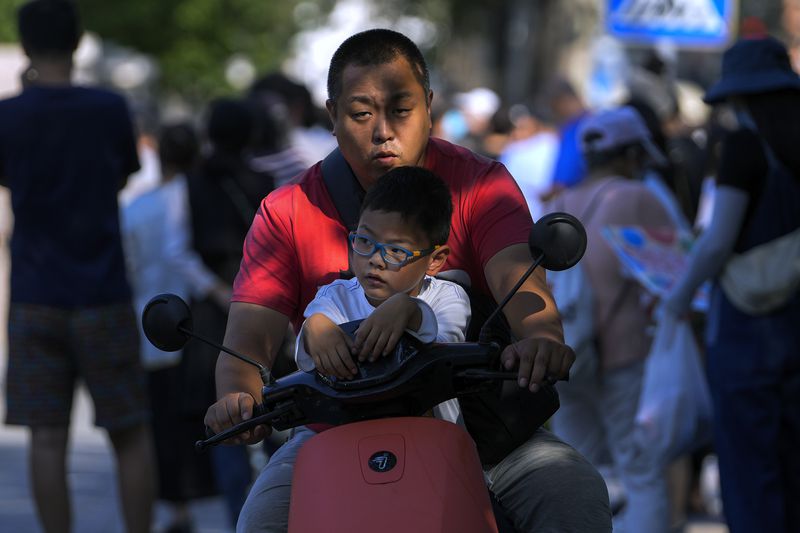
left=529, top=212, right=587, bottom=271
left=141, top=294, right=193, bottom=352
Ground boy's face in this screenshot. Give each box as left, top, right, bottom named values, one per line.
left=351, top=208, right=448, bottom=306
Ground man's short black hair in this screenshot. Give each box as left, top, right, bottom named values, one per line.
left=361, top=166, right=452, bottom=246
left=158, top=123, right=198, bottom=173
left=18, top=0, right=82, bottom=57
left=327, top=29, right=430, bottom=106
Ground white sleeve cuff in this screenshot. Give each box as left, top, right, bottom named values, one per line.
left=405, top=299, right=437, bottom=343
left=293, top=321, right=317, bottom=372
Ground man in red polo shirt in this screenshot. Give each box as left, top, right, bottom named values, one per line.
left=206, top=29, right=611, bottom=533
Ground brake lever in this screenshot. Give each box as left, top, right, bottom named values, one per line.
left=195, top=404, right=294, bottom=452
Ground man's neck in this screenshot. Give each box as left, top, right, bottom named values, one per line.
left=25, top=56, right=73, bottom=87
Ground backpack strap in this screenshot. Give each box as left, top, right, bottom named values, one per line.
left=321, top=147, right=366, bottom=233
left=556, top=178, right=633, bottom=332
left=321, top=148, right=366, bottom=279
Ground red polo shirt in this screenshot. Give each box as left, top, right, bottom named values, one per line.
left=233, top=137, right=532, bottom=331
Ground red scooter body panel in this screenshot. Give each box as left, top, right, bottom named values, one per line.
left=288, top=417, right=498, bottom=533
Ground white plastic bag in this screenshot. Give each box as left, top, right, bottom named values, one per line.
left=634, top=313, right=712, bottom=464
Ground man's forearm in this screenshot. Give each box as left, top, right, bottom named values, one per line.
left=215, top=354, right=267, bottom=400
left=485, top=244, right=564, bottom=343
left=214, top=301, right=291, bottom=399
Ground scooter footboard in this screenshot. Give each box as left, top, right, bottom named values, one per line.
left=288, top=417, right=498, bottom=533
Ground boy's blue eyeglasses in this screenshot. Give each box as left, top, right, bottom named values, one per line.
left=348, top=233, right=439, bottom=267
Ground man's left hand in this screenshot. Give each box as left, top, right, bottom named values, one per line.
left=500, top=337, right=575, bottom=392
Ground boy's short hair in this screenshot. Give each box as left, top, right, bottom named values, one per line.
left=18, top=0, right=82, bottom=56
left=327, top=29, right=430, bottom=106
left=158, top=123, right=198, bottom=173
left=361, top=166, right=452, bottom=246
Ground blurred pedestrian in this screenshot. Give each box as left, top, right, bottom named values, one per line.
left=122, top=122, right=229, bottom=533
left=247, top=75, right=317, bottom=187
left=186, top=98, right=277, bottom=525
left=548, top=106, right=675, bottom=533
left=452, top=87, right=501, bottom=157
left=500, top=104, right=560, bottom=221
left=543, top=77, right=589, bottom=191
left=249, top=72, right=336, bottom=167
left=662, top=36, right=800, bottom=533
left=0, top=2, right=155, bottom=532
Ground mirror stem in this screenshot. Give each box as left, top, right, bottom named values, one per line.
left=478, top=252, right=545, bottom=344
left=178, top=325, right=274, bottom=385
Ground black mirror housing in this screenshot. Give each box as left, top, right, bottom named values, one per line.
left=529, top=212, right=587, bottom=271
left=141, top=294, right=193, bottom=352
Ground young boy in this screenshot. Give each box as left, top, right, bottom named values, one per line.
left=294, top=165, right=471, bottom=421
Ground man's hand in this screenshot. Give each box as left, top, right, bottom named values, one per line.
left=304, top=313, right=357, bottom=379
left=204, top=392, right=271, bottom=445
left=500, top=337, right=575, bottom=392
left=354, top=293, right=421, bottom=362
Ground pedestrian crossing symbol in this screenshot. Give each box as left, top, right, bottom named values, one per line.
left=607, top=0, right=735, bottom=48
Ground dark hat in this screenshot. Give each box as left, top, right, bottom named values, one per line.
left=704, top=36, right=800, bottom=104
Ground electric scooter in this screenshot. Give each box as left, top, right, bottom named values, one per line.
left=141, top=212, right=587, bottom=533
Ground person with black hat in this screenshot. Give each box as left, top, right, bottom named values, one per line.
left=661, top=36, right=800, bottom=533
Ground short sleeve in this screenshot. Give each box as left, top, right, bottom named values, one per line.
left=419, top=279, right=471, bottom=343
left=717, top=129, right=767, bottom=197
left=468, top=163, right=533, bottom=268
left=232, top=190, right=300, bottom=316
left=112, top=96, right=140, bottom=178
left=405, top=299, right=438, bottom=343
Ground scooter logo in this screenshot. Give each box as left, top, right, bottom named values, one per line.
left=368, top=451, right=397, bottom=472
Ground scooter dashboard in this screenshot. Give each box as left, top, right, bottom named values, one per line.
left=317, top=320, right=424, bottom=391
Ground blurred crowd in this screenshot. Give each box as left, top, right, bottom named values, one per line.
left=2, top=1, right=800, bottom=533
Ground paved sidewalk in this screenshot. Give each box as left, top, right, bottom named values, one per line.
left=0, top=386, right=234, bottom=533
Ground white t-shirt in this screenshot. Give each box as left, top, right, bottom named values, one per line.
left=294, top=276, right=471, bottom=424
left=121, top=175, right=219, bottom=370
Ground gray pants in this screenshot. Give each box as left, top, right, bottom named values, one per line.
left=237, top=425, right=611, bottom=533
left=551, top=361, right=670, bottom=533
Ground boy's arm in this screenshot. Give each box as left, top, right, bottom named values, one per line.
left=298, top=313, right=356, bottom=378
left=295, top=283, right=357, bottom=377
left=353, top=293, right=430, bottom=362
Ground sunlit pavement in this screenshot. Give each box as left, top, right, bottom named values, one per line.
left=0, top=386, right=234, bottom=533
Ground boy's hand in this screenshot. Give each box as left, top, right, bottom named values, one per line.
left=355, top=293, right=421, bottom=362
left=304, top=313, right=358, bottom=379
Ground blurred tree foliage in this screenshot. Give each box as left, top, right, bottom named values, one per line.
left=0, top=0, right=335, bottom=100
left=75, top=0, right=323, bottom=100
left=0, top=0, right=25, bottom=43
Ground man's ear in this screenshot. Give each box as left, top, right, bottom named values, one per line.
left=326, top=99, right=337, bottom=135
left=425, top=245, right=450, bottom=276
left=426, top=90, right=434, bottom=129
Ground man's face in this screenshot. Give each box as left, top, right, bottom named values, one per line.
left=327, top=57, right=433, bottom=188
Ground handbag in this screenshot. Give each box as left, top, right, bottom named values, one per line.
left=634, top=313, right=712, bottom=464
left=719, top=227, right=800, bottom=315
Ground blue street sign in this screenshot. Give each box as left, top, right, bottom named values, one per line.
left=606, top=0, right=737, bottom=48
